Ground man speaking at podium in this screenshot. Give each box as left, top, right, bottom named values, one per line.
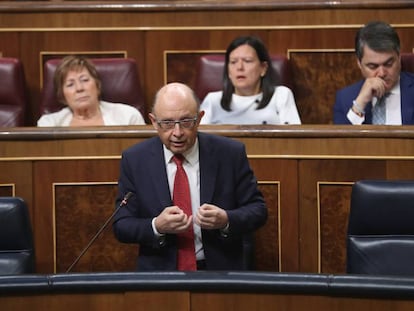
left=113, top=82, right=267, bottom=271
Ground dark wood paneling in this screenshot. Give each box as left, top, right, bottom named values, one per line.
left=3, top=287, right=414, bottom=311
left=191, top=292, right=414, bottom=311
left=289, top=51, right=361, bottom=124
left=33, top=159, right=124, bottom=273
left=0, top=185, right=13, bottom=196
left=0, top=161, right=33, bottom=222
left=319, top=183, right=353, bottom=274
left=55, top=184, right=137, bottom=273
left=255, top=183, right=279, bottom=271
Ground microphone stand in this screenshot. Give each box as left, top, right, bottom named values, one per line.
left=65, top=192, right=133, bottom=273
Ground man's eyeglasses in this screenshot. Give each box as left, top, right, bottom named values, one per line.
left=156, top=116, right=198, bottom=130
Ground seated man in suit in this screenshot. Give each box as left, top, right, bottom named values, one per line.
left=333, top=21, right=414, bottom=125
left=113, top=82, right=267, bottom=271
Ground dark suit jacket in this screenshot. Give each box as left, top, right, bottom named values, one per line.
left=333, top=72, right=414, bottom=124
left=113, top=132, right=267, bottom=271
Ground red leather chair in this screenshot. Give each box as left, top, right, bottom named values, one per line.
left=194, top=54, right=293, bottom=101
left=39, top=57, right=146, bottom=119
left=401, top=53, right=414, bottom=73
left=0, top=58, right=28, bottom=127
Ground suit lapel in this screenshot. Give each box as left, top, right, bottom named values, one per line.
left=148, top=138, right=173, bottom=209
left=198, top=133, right=218, bottom=204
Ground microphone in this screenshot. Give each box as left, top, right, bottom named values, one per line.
left=65, top=192, right=134, bottom=273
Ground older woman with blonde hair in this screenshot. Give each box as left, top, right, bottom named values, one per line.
left=37, top=55, right=145, bottom=126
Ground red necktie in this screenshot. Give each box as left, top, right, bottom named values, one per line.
left=172, top=154, right=197, bottom=271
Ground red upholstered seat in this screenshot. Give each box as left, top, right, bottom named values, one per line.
left=401, top=53, right=414, bottom=73
left=39, top=57, right=146, bottom=118
left=194, top=54, right=293, bottom=101
left=0, top=58, right=28, bottom=127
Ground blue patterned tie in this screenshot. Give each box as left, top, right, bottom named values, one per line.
left=372, top=95, right=387, bottom=125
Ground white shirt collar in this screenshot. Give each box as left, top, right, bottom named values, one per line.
left=163, top=138, right=199, bottom=166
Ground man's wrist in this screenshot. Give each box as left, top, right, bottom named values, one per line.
left=152, top=217, right=166, bottom=237
left=352, top=100, right=365, bottom=117
left=220, top=222, right=230, bottom=237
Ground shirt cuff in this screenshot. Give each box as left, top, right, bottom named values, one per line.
left=151, top=217, right=166, bottom=237
left=220, top=222, right=230, bottom=237
left=152, top=217, right=166, bottom=246
left=347, top=108, right=365, bottom=125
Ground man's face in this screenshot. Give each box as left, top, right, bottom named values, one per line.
left=358, top=45, right=401, bottom=92
left=149, top=86, right=204, bottom=154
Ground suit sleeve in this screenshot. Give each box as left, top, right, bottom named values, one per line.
left=225, top=143, right=268, bottom=235
left=333, top=90, right=353, bottom=124
left=112, top=151, right=161, bottom=248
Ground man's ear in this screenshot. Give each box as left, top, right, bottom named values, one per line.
left=357, top=59, right=362, bottom=70
left=148, top=113, right=158, bottom=130
left=197, top=110, right=205, bottom=124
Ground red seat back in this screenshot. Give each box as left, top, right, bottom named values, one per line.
left=0, top=58, right=28, bottom=127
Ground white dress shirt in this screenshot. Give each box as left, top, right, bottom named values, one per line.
left=159, top=139, right=205, bottom=261
left=347, top=82, right=402, bottom=125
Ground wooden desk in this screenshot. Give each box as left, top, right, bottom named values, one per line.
left=1, top=125, right=414, bottom=273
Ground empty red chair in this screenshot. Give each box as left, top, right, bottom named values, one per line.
left=0, top=58, right=28, bottom=127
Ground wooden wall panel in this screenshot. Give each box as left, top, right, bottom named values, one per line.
left=126, top=292, right=190, bottom=311
left=0, top=161, right=33, bottom=220
left=33, top=159, right=124, bottom=273
left=3, top=287, right=414, bottom=311
left=289, top=51, right=361, bottom=124
left=54, top=183, right=137, bottom=273
left=255, top=183, right=279, bottom=271
left=319, top=183, right=353, bottom=274
left=250, top=158, right=299, bottom=272
left=0, top=184, right=13, bottom=197
left=191, top=292, right=414, bottom=311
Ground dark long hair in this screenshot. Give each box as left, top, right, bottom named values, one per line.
left=221, top=36, right=279, bottom=111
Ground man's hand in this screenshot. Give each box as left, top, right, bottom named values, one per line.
left=194, top=203, right=228, bottom=230
left=355, top=77, right=387, bottom=108
left=154, top=206, right=193, bottom=234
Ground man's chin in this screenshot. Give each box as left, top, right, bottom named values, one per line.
left=169, top=144, right=186, bottom=154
